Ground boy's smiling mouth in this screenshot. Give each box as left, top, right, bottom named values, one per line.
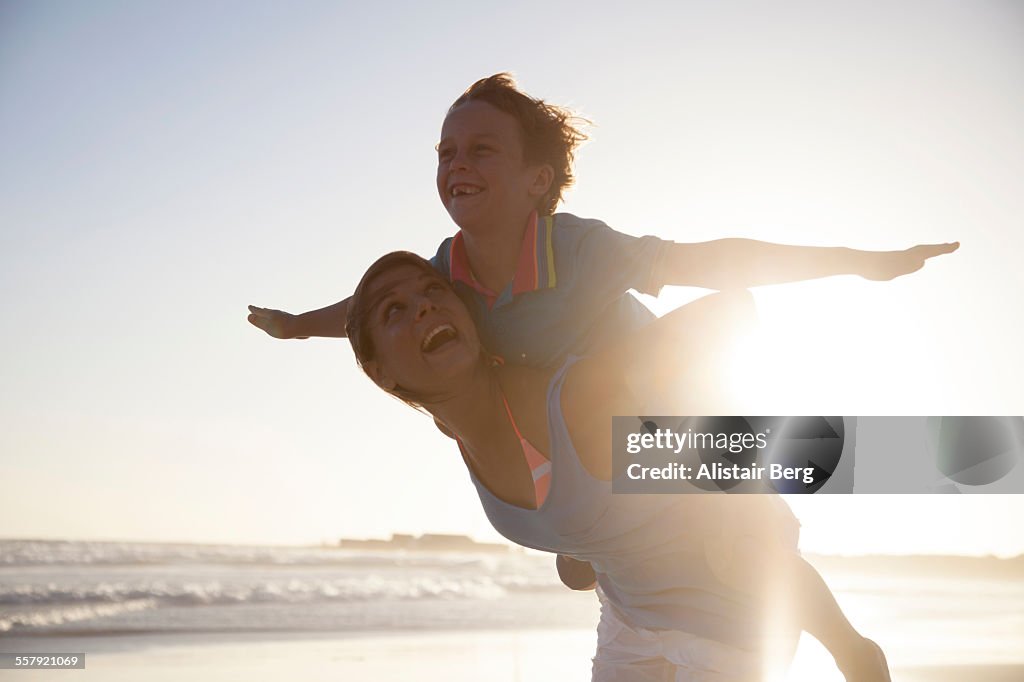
left=449, top=183, right=483, bottom=198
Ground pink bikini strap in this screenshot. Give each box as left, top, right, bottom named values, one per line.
left=500, top=394, right=551, bottom=507
left=455, top=391, right=552, bottom=509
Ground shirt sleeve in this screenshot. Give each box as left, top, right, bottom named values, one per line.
left=560, top=215, right=670, bottom=298
left=428, top=237, right=454, bottom=279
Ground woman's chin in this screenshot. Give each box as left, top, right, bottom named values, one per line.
left=420, top=340, right=479, bottom=382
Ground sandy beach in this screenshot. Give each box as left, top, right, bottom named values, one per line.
left=3, top=630, right=1022, bottom=682
left=3, top=630, right=594, bottom=682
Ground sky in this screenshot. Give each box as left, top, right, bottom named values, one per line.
left=1, top=0, right=1022, bottom=556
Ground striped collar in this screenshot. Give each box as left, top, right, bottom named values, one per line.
left=447, top=211, right=558, bottom=304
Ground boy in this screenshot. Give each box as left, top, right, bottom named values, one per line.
left=249, top=74, right=955, bottom=361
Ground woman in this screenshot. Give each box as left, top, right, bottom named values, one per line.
left=346, top=251, right=888, bottom=682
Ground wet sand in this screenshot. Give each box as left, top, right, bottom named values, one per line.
left=2, top=630, right=1020, bottom=681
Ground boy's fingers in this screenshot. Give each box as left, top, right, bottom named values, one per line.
left=920, top=242, right=959, bottom=257
left=930, top=241, right=959, bottom=254
left=247, top=307, right=301, bottom=339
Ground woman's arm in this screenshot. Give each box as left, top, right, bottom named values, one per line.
left=575, top=289, right=756, bottom=413
left=560, top=290, right=756, bottom=477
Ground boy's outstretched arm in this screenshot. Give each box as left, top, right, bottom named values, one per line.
left=656, top=239, right=960, bottom=290
left=247, top=297, right=351, bottom=339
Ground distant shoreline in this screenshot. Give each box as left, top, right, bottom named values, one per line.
left=3, top=537, right=1021, bottom=562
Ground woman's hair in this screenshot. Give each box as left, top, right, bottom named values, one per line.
left=346, top=251, right=478, bottom=407
left=449, top=73, right=589, bottom=215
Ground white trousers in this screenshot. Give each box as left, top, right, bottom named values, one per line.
left=591, top=590, right=796, bottom=682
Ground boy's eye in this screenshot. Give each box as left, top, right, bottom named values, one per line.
left=426, top=282, right=444, bottom=294
left=437, top=147, right=454, bottom=162
left=474, top=144, right=493, bottom=154
left=383, top=302, right=404, bottom=320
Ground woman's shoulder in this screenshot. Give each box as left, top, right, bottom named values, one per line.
left=497, top=363, right=554, bottom=398
left=563, top=356, right=633, bottom=479
left=564, top=354, right=633, bottom=417
left=500, top=358, right=625, bottom=412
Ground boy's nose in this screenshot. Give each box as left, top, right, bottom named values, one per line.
left=448, top=150, right=470, bottom=171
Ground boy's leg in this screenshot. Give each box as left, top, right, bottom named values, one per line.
left=705, top=496, right=891, bottom=681
left=786, top=557, right=891, bottom=682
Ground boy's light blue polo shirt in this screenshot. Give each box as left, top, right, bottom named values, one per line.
left=429, top=213, right=669, bottom=368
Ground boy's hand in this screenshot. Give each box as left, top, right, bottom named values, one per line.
left=247, top=305, right=309, bottom=339
left=860, top=242, right=959, bottom=281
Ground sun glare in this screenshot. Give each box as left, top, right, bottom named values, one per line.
left=640, top=228, right=951, bottom=416
left=780, top=636, right=846, bottom=682
left=645, top=283, right=895, bottom=415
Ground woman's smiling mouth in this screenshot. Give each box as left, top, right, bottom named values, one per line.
left=421, top=323, right=459, bottom=353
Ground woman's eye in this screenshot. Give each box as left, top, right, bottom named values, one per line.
left=384, top=302, right=404, bottom=319
left=426, top=282, right=444, bottom=294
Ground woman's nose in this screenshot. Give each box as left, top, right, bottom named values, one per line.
left=415, top=295, right=437, bottom=318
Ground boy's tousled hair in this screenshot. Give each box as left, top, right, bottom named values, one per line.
left=449, top=73, right=589, bottom=215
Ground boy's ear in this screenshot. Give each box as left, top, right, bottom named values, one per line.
left=363, top=359, right=398, bottom=391
left=528, top=163, right=554, bottom=200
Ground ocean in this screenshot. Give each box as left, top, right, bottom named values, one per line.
left=1, top=540, right=1022, bottom=680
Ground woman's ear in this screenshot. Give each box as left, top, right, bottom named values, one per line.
left=363, top=359, right=398, bottom=391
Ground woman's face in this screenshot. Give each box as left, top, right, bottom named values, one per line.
left=361, top=264, right=482, bottom=398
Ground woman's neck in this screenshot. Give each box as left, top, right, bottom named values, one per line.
left=426, top=361, right=508, bottom=450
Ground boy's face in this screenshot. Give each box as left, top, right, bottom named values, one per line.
left=436, top=100, right=550, bottom=234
